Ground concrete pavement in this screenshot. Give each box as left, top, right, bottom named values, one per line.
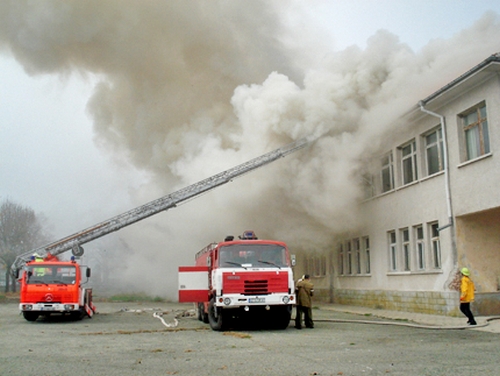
left=316, top=303, right=500, bottom=333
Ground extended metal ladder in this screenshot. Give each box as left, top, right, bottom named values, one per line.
left=12, top=137, right=310, bottom=273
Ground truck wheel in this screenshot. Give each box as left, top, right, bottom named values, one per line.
left=71, top=309, right=86, bottom=320
left=23, top=312, right=39, bottom=322
left=208, top=298, right=224, bottom=331
left=274, top=306, right=291, bottom=330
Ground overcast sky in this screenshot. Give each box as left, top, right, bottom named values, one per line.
left=1, top=1, right=500, bottom=297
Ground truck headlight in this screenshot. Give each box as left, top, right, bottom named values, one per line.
left=223, top=298, right=231, bottom=306
left=282, top=296, right=290, bottom=304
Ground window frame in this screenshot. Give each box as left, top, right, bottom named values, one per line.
left=399, top=140, right=418, bottom=185
left=430, top=222, right=441, bottom=269
left=460, top=102, right=490, bottom=161
left=388, top=230, right=397, bottom=271
left=346, top=241, right=353, bottom=275
left=338, top=243, right=344, bottom=276
left=354, top=238, right=361, bottom=274
left=424, top=127, right=444, bottom=176
left=401, top=227, right=411, bottom=271
left=414, top=225, right=425, bottom=270
left=363, top=236, right=371, bottom=274
left=381, top=152, right=395, bottom=193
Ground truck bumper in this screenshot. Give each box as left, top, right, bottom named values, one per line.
left=214, top=293, right=295, bottom=308
left=20, top=303, right=80, bottom=313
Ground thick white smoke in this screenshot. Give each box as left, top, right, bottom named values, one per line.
left=1, top=2, right=500, bottom=298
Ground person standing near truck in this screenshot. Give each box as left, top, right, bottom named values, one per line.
left=295, top=274, right=314, bottom=329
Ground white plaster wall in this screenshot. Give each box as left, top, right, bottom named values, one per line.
left=332, top=70, right=500, bottom=296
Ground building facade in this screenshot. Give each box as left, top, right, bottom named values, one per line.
left=299, top=53, right=500, bottom=316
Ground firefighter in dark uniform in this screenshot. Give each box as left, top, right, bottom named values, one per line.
left=295, top=274, right=314, bottom=329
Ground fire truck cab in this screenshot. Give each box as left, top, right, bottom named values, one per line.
left=179, top=231, right=296, bottom=331
left=17, top=254, right=96, bottom=321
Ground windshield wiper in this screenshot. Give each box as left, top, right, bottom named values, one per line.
left=52, top=280, right=67, bottom=285
left=258, top=260, right=281, bottom=269
left=30, top=279, right=48, bottom=285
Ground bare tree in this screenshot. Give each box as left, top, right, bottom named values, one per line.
left=0, top=199, right=51, bottom=292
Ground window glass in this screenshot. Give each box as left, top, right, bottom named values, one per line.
left=389, top=231, right=397, bottom=271
left=364, top=237, right=371, bottom=274
left=462, top=103, right=490, bottom=161
left=425, top=128, right=443, bottom=175
left=381, top=153, right=394, bottom=192
left=430, top=223, right=441, bottom=269
left=401, top=141, right=417, bottom=185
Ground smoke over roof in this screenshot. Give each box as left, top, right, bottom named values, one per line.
left=1, top=2, right=500, bottom=298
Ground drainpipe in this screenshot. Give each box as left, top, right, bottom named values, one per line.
left=418, top=102, right=457, bottom=264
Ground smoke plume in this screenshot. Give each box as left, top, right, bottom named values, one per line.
left=1, top=1, right=500, bottom=298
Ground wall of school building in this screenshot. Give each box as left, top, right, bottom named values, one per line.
left=295, top=62, right=500, bottom=316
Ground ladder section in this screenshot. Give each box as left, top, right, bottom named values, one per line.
left=12, top=137, right=309, bottom=272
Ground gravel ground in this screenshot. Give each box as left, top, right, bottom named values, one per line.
left=1, top=301, right=499, bottom=376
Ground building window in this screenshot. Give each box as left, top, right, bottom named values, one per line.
left=363, top=173, right=376, bottom=199
left=414, top=225, right=425, bottom=270
left=461, top=103, right=490, bottom=161
left=353, top=238, right=361, bottom=274
left=346, top=241, right=352, bottom=275
left=400, top=141, right=418, bottom=185
left=430, top=222, right=441, bottom=269
left=307, top=254, right=327, bottom=277
left=424, top=128, right=444, bottom=175
left=401, top=228, right=410, bottom=271
left=318, top=255, right=326, bottom=276
left=388, top=230, right=397, bottom=271
left=381, top=152, right=394, bottom=193
left=363, top=236, right=371, bottom=274
left=338, top=244, right=344, bottom=275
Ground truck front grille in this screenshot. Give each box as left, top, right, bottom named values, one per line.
left=244, top=280, right=268, bottom=295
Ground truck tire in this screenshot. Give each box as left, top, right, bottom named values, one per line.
left=274, top=306, right=291, bottom=330
left=71, top=309, right=86, bottom=320
left=23, top=312, right=39, bottom=322
left=208, top=298, right=224, bottom=331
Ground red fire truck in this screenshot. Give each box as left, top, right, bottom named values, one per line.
left=179, top=231, right=296, bottom=331
left=16, top=253, right=96, bottom=321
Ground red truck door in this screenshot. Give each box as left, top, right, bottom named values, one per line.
left=178, top=266, right=209, bottom=303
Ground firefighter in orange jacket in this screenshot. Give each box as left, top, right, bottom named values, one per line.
left=295, top=274, right=314, bottom=329
left=459, top=267, right=477, bottom=326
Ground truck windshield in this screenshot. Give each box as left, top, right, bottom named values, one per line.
left=219, top=244, right=287, bottom=268
left=26, top=265, right=77, bottom=285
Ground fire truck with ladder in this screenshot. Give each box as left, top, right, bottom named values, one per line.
left=178, top=230, right=296, bottom=330
left=12, top=137, right=309, bottom=322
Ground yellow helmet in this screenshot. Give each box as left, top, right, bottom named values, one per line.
left=461, top=267, right=470, bottom=276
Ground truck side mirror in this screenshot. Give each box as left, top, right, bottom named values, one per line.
left=86, top=268, right=91, bottom=278
left=291, top=254, right=296, bottom=267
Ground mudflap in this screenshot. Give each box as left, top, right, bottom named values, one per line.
left=83, top=288, right=97, bottom=318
